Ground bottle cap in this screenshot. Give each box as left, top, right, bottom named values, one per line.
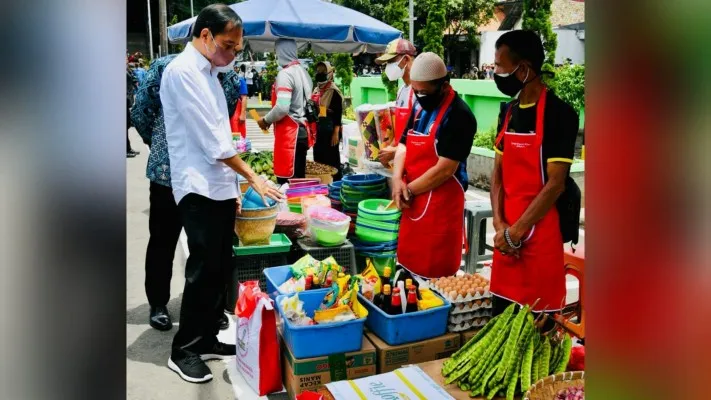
left=383, top=284, right=391, bottom=294
left=383, top=267, right=391, bottom=277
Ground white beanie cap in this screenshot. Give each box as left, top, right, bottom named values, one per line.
left=410, top=52, right=447, bottom=82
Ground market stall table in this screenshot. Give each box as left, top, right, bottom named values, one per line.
left=407, top=359, right=516, bottom=400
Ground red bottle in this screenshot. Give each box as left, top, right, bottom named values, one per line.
left=406, top=285, right=418, bottom=313
left=389, top=288, right=403, bottom=315
left=305, top=275, right=313, bottom=290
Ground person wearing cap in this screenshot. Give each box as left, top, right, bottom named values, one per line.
left=312, top=61, right=344, bottom=181
left=392, top=52, right=477, bottom=279
left=489, top=30, right=579, bottom=320
left=375, top=38, right=417, bottom=168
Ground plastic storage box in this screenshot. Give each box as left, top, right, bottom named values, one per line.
left=263, top=265, right=330, bottom=300
left=275, top=290, right=366, bottom=358
left=357, top=291, right=450, bottom=345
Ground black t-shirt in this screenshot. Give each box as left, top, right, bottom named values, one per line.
left=400, top=94, right=477, bottom=163
left=495, top=91, right=579, bottom=164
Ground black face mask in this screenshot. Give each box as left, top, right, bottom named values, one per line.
left=494, top=65, right=535, bottom=97
left=415, top=86, right=444, bottom=111
left=315, top=73, right=328, bottom=83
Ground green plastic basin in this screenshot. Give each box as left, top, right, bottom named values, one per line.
left=357, top=199, right=402, bottom=222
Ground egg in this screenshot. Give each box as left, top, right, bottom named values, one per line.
left=484, top=285, right=490, bottom=292
left=457, top=303, right=465, bottom=310
left=458, top=288, right=467, bottom=297
left=449, top=290, right=458, bottom=299
left=467, top=288, right=476, bottom=297
left=477, top=287, right=485, bottom=295
left=484, top=298, right=491, bottom=306
left=475, top=299, right=482, bottom=306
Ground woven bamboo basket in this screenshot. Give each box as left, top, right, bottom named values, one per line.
left=523, top=371, right=585, bottom=400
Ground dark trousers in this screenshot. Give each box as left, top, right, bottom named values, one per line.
left=145, top=182, right=182, bottom=307
left=313, top=121, right=342, bottom=182
left=277, top=134, right=309, bottom=184
left=172, top=193, right=236, bottom=352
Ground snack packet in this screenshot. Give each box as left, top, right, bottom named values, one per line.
left=338, top=281, right=368, bottom=319
left=417, top=288, right=445, bottom=311
left=336, top=273, right=352, bottom=295
left=313, top=305, right=356, bottom=324
left=277, top=276, right=306, bottom=294
left=291, top=254, right=321, bottom=279
left=318, top=283, right=341, bottom=310
left=358, top=264, right=382, bottom=301
left=279, top=293, right=314, bottom=326
left=318, top=256, right=344, bottom=283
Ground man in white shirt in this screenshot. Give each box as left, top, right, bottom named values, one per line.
left=160, top=4, right=283, bottom=384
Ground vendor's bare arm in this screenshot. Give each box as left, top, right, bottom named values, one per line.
left=491, top=153, right=505, bottom=230
left=509, top=162, right=569, bottom=242
left=392, top=143, right=407, bottom=180
left=219, top=154, right=259, bottom=183
left=407, top=156, right=459, bottom=195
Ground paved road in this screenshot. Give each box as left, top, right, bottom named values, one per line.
left=126, top=120, right=583, bottom=399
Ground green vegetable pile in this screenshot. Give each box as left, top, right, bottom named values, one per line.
left=239, top=151, right=277, bottom=183
left=442, top=303, right=573, bottom=400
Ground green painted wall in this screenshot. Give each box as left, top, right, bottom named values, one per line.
left=349, top=77, right=585, bottom=132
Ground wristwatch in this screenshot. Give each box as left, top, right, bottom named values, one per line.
left=406, top=187, right=414, bottom=199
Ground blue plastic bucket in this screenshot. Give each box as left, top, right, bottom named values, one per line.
left=276, top=291, right=366, bottom=358
left=263, top=265, right=330, bottom=301
left=342, top=174, right=386, bottom=187
left=358, top=291, right=450, bottom=345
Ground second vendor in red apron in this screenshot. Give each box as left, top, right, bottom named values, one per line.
left=374, top=39, right=417, bottom=168
left=392, top=52, right=477, bottom=278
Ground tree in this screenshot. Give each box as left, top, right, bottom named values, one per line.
left=263, top=52, right=279, bottom=101
left=522, top=0, right=557, bottom=74
left=332, top=53, right=355, bottom=96
left=547, top=64, right=585, bottom=111
left=419, top=0, right=447, bottom=57
left=441, top=0, right=495, bottom=61
left=383, top=0, right=409, bottom=35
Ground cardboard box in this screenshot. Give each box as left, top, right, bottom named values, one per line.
left=282, top=336, right=376, bottom=398
left=365, top=332, right=461, bottom=374
left=460, top=328, right=482, bottom=344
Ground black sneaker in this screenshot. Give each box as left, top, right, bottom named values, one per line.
left=168, top=352, right=212, bottom=383
left=189, top=338, right=236, bottom=361
left=219, top=313, right=229, bottom=330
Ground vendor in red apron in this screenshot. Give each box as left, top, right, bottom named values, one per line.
left=489, top=31, right=579, bottom=326
left=374, top=38, right=417, bottom=168
left=257, top=39, right=314, bottom=184
left=392, top=52, right=477, bottom=278
left=229, top=64, right=249, bottom=138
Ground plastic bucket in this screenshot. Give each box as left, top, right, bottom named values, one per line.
left=243, top=187, right=278, bottom=208
left=358, top=292, right=450, bottom=345
left=342, top=174, right=386, bottom=187
left=357, top=199, right=402, bottom=222
left=276, top=291, right=366, bottom=358
left=355, top=219, right=400, bottom=243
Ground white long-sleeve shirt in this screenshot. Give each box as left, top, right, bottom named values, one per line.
left=159, top=42, right=238, bottom=204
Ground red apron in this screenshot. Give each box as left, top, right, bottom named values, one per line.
left=490, top=88, right=566, bottom=312
left=271, top=62, right=315, bottom=178
left=230, top=98, right=247, bottom=139
left=393, top=85, right=413, bottom=144
left=396, top=89, right=465, bottom=278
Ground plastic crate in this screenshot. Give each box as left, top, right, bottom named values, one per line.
left=225, top=241, right=290, bottom=314
left=275, top=290, right=366, bottom=358
left=357, top=291, right=450, bottom=346
left=233, top=234, right=292, bottom=256
left=263, top=265, right=330, bottom=301
left=295, top=238, right=357, bottom=275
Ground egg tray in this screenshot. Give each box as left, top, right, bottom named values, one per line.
left=448, top=309, right=493, bottom=324
left=431, top=286, right=493, bottom=304
left=450, top=298, right=493, bottom=315
left=447, top=316, right=491, bottom=332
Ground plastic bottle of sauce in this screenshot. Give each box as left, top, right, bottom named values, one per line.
left=305, top=274, right=313, bottom=290
left=380, top=284, right=392, bottom=313
left=406, top=285, right=418, bottom=313
left=389, top=288, right=403, bottom=315
left=381, top=267, right=392, bottom=289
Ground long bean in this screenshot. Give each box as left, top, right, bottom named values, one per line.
left=494, top=304, right=529, bottom=383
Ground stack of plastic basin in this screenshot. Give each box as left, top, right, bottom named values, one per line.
left=339, top=174, right=389, bottom=235
left=353, top=199, right=402, bottom=272
left=286, top=182, right=328, bottom=214
left=328, top=181, right=343, bottom=210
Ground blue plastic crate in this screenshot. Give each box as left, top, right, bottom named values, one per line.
left=263, top=265, right=330, bottom=301
left=275, top=290, right=366, bottom=359
left=357, top=291, right=450, bottom=346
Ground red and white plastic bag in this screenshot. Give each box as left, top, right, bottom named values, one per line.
left=235, top=281, right=282, bottom=395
